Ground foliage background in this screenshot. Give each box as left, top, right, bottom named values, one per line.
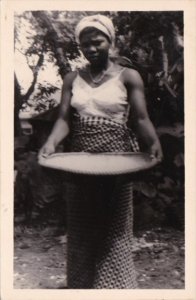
left=14, top=11, right=184, bottom=229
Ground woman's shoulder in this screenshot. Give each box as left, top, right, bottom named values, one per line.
left=112, top=62, right=141, bottom=79
left=63, top=71, right=78, bottom=87
left=121, top=67, right=142, bottom=79
left=78, top=65, right=90, bottom=76
left=63, top=70, right=78, bottom=80
left=121, top=67, right=144, bottom=88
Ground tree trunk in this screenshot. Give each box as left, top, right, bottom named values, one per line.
left=14, top=73, right=23, bottom=136
left=31, top=11, right=71, bottom=79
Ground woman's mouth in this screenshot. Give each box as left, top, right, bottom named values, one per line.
left=88, top=54, right=99, bottom=60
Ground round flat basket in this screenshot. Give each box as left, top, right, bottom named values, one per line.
left=39, top=152, right=158, bottom=176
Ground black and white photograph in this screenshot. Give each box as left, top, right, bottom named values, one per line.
left=1, top=1, right=196, bottom=300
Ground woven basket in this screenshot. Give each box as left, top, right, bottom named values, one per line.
left=39, top=152, right=158, bottom=176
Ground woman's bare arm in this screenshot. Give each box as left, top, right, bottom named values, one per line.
left=123, top=68, right=163, bottom=160
left=39, top=71, right=77, bottom=157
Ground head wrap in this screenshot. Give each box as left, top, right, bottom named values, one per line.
left=75, top=14, right=115, bottom=46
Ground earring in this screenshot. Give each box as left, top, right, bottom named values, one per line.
left=109, top=48, right=114, bottom=57
left=109, top=47, right=118, bottom=59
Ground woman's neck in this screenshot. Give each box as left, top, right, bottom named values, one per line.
left=90, top=59, right=112, bottom=74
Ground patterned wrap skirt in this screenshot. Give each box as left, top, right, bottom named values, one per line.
left=66, top=113, right=139, bottom=289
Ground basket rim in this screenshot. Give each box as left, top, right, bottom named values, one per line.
left=38, top=152, right=158, bottom=176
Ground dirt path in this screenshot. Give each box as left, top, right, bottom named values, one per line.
left=14, top=225, right=184, bottom=289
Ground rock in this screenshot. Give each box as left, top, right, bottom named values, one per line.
left=172, top=245, right=179, bottom=253
left=22, top=264, right=27, bottom=267
left=19, top=243, right=30, bottom=249
left=42, top=245, right=52, bottom=251
left=172, top=270, right=181, bottom=278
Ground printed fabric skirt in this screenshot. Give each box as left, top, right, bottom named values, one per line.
left=66, top=113, right=139, bottom=289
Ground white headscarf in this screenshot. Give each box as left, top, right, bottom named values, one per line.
left=75, top=14, right=115, bottom=46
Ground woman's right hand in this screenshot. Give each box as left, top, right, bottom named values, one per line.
left=38, top=141, right=56, bottom=160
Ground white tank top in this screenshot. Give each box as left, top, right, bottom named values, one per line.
left=71, top=68, right=130, bottom=124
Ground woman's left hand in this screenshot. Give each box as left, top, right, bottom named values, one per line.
left=148, top=140, right=163, bottom=162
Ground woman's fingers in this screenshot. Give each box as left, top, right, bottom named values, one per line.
left=38, top=143, right=55, bottom=160
left=150, top=153, right=155, bottom=159
left=38, top=148, right=46, bottom=160
left=155, top=150, right=163, bottom=162
left=149, top=143, right=163, bottom=162
left=41, top=151, right=49, bottom=158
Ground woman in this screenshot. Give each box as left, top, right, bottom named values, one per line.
left=39, top=14, right=162, bottom=289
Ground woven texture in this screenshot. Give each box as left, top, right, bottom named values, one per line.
left=66, top=113, right=139, bottom=288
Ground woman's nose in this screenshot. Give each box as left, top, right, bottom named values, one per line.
left=88, top=45, right=97, bottom=53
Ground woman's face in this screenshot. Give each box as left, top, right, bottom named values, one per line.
left=79, top=29, right=111, bottom=65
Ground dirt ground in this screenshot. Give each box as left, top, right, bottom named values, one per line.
left=14, top=222, right=184, bottom=289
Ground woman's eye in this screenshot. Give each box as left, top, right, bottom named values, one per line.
left=93, top=42, right=101, bottom=46
left=81, top=41, right=101, bottom=48
left=81, top=43, right=89, bottom=48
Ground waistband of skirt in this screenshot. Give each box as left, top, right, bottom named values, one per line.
left=72, top=112, right=127, bottom=128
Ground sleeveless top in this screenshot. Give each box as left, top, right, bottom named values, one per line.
left=70, top=68, right=130, bottom=124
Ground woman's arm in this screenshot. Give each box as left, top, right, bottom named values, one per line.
left=38, top=71, right=77, bottom=158
left=123, top=68, right=163, bottom=161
